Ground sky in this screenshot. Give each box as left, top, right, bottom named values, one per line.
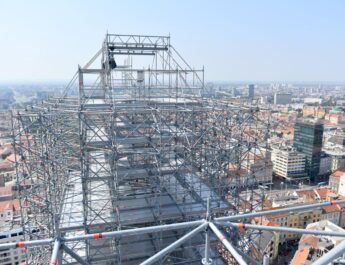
left=0, top=0, right=344, bottom=83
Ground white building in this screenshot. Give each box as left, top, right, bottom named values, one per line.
left=0, top=228, right=25, bottom=265
left=291, top=220, right=345, bottom=265
left=0, top=199, right=24, bottom=265
left=0, top=199, right=20, bottom=222
left=273, top=93, right=292, bottom=105
left=307, top=220, right=344, bottom=245
left=271, top=147, right=307, bottom=180
left=304, top=97, right=323, bottom=104
left=329, top=168, right=345, bottom=196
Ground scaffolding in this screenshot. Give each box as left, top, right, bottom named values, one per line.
left=11, top=34, right=273, bottom=264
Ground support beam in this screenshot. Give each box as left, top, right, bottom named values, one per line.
left=140, top=222, right=208, bottom=265
left=202, top=228, right=212, bottom=265
left=215, top=200, right=345, bottom=222
left=203, top=198, right=212, bottom=265
left=209, top=222, right=247, bottom=265
left=64, top=220, right=204, bottom=242
left=50, top=240, right=61, bottom=265
left=62, top=245, right=91, bottom=265
left=0, top=238, right=54, bottom=250
left=217, top=221, right=345, bottom=238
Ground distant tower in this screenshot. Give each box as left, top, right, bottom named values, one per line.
left=293, top=119, right=324, bottom=180
left=232, top=87, right=239, bottom=97
left=248, top=84, right=254, bottom=99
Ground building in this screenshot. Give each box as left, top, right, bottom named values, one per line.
left=291, top=220, right=345, bottom=265
left=323, top=150, right=345, bottom=172
left=231, top=87, right=239, bottom=97
left=271, top=147, right=307, bottom=180
left=273, top=93, right=292, bottom=105
left=0, top=228, right=25, bottom=265
left=267, top=207, right=322, bottom=243
left=321, top=204, right=341, bottom=226
left=293, top=119, right=324, bottom=180
left=242, top=152, right=273, bottom=185
left=332, top=154, right=345, bottom=171
left=271, top=147, right=305, bottom=180
left=325, top=112, right=345, bottom=125
left=0, top=199, right=20, bottom=222
left=339, top=204, right=345, bottom=228
left=329, top=168, right=345, bottom=196
left=252, top=216, right=279, bottom=263
left=303, top=106, right=326, bottom=119
left=328, top=134, right=345, bottom=148
left=0, top=186, right=13, bottom=202
left=304, top=98, right=323, bottom=105
left=0, top=198, right=24, bottom=264
left=248, top=84, right=254, bottom=99
left=260, top=96, right=268, bottom=104
left=319, top=151, right=332, bottom=176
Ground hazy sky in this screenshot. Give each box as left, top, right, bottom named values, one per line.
left=0, top=0, right=344, bottom=82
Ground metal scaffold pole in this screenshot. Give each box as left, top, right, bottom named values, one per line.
left=209, top=222, right=248, bottom=265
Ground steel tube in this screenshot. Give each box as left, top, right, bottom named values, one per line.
left=215, top=200, right=345, bottom=222
left=236, top=248, right=262, bottom=265
left=0, top=238, right=54, bottom=250
left=209, top=222, right=247, bottom=265
left=203, top=197, right=211, bottom=265
left=203, top=229, right=211, bottom=265
left=50, top=240, right=61, bottom=265
left=64, top=220, right=204, bottom=242
left=62, top=245, right=90, bottom=265
left=140, top=222, right=208, bottom=265
left=312, top=238, right=345, bottom=265
left=217, top=222, right=345, bottom=238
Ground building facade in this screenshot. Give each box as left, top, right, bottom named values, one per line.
left=329, top=168, right=345, bottom=196
left=267, top=208, right=322, bottom=244
left=321, top=204, right=341, bottom=226
left=319, top=152, right=332, bottom=176
left=273, top=93, right=292, bottom=105
left=293, top=119, right=324, bottom=180
left=0, top=228, right=25, bottom=265
left=248, top=84, right=254, bottom=99
left=271, top=147, right=306, bottom=180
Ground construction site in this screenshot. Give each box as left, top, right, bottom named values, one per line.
left=7, top=34, right=345, bottom=265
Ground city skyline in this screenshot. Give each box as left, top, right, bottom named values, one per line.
left=0, top=0, right=345, bottom=82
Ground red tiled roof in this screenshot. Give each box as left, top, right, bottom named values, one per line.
left=0, top=199, right=20, bottom=212
left=5, top=154, right=20, bottom=163
left=315, top=187, right=334, bottom=198
left=331, top=168, right=345, bottom=178
left=291, top=248, right=310, bottom=265
left=322, top=204, right=341, bottom=213
left=299, top=235, right=319, bottom=248
left=0, top=160, right=13, bottom=171
left=296, top=189, right=317, bottom=201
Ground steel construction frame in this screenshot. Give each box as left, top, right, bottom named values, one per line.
left=1, top=200, right=345, bottom=265
left=12, top=34, right=273, bottom=264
